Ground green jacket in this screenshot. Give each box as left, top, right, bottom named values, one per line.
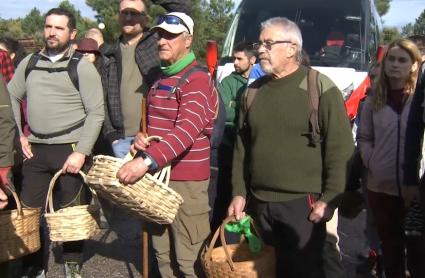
left=232, top=65, right=354, bottom=203
left=218, top=72, right=248, bottom=148
left=0, top=74, right=15, bottom=167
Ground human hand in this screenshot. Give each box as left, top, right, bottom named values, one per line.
left=116, top=157, right=149, bottom=184
left=20, top=136, right=33, bottom=159
left=62, top=152, right=86, bottom=174
left=227, top=196, right=246, bottom=220
left=0, top=187, right=7, bottom=209
left=308, top=200, right=328, bottom=223
left=0, top=166, right=12, bottom=186
left=133, top=132, right=150, bottom=152
left=0, top=167, right=12, bottom=209
left=402, top=186, right=419, bottom=208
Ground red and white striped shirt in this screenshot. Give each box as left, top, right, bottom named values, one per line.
left=146, top=62, right=218, bottom=181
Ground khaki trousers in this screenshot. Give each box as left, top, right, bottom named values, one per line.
left=148, top=180, right=210, bottom=278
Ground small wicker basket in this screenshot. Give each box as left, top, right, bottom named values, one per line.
left=202, top=216, right=276, bottom=278
left=0, top=186, right=41, bottom=263
left=44, top=170, right=100, bottom=242
left=86, top=147, right=183, bottom=224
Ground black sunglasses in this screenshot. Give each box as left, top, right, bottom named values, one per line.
left=156, top=15, right=190, bottom=34
left=120, top=10, right=147, bottom=18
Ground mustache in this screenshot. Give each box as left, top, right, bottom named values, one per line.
left=259, top=54, right=269, bottom=60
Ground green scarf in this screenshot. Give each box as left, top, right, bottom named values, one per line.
left=161, top=50, right=196, bottom=76
left=224, top=216, right=262, bottom=255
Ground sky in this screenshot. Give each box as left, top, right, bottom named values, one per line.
left=0, top=0, right=424, bottom=29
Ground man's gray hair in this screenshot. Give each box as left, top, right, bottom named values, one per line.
left=261, top=17, right=303, bottom=61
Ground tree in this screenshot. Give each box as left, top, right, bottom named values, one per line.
left=85, top=0, right=235, bottom=59
left=382, top=27, right=401, bottom=43
left=374, top=0, right=391, bottom=17
left=85, top=0, right=120, bottom=42
left=401, top=23, right=414, bottom=37
left=0, top=18, right=25, bottom=39
left=413, top=9, right=425, bottom=35
left=191, top=0, right=234, bottom=59
left=21, top=8, right=43, bottom=36
left=59, top=0, right=96, bottom=38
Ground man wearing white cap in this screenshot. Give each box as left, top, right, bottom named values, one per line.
left=102, top=0, right=190, bottom=158
left=117, top=12, right=218, bottom=277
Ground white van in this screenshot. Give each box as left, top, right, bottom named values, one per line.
left=217, top=0, right=382, bottom=120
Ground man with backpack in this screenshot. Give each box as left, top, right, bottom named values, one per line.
left=227, top=17, right=354, bottom=277
left=7, top=8, right=104, bottom=278
left=117, top=12, right=218, bottom=277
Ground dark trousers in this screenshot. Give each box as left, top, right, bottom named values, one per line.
left=249, top=196, right=326, bottom=278
left=368, top=190, right=425, bottom=278
left=20, top=144, right=88, bottom=270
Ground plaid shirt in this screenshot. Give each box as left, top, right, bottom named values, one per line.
left=102, top=30, right=162, bottom=142
left=0, top=50, right=14, bottom=83
left=102, top=0, right=191, bottom=142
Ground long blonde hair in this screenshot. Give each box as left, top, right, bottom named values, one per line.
left=373, top=38, right=422, bottom=111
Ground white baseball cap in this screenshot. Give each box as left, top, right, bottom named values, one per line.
left=152, top=12, right=194, bottom=35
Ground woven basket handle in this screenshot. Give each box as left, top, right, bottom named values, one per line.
left=204, top=215, right=238, bottom=270
left=128, top=135, right=170, bottom=187
left=4, top=184, right=23, bottom=216
left=204, top=215, right=263, bottom=271
left=45, top=170, right=97, bottom=214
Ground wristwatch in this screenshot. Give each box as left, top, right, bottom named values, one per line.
left=143, top=156, right=153, bottom=168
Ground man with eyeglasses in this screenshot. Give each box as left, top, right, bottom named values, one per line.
left=102, top=0, right=190, bottom=158
left=227, top=17, right=354, bottom=277
left=117, top=12, right=218, bottom=277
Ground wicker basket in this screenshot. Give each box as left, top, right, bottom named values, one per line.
left=202, top=216, right=276, bottom=278
left=86, top=145, right=183, bottom=224
left=44, top=170, right=100, bottom=242
left=0, top=186, right=41, bottom=263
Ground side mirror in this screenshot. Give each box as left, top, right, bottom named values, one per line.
left=206, top=40, right=218, bottom=77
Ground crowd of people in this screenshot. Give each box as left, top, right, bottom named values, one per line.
left=0, top=0, right=425, bottom=277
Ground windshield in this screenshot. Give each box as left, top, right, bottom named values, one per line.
left=222, top=0, right=368, bottom=70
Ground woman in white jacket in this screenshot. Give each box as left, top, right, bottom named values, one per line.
left=357, top=38, right=424, bottom=278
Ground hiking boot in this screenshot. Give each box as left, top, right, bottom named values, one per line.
left=64, top=261, right=82, bottom=278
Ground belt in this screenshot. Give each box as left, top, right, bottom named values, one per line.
left=30, top=121, right=85, bottom=139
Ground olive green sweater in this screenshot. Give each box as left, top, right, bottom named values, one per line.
left=0, top=74, right=15, bottom=167
left=232, top=65, right=354, bottom=203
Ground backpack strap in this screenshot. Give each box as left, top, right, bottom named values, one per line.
left=67, top=51, right=83, bottom=91
left=24, top=51, right=42, bottom=80
left=241, top=75, right=271, bottom=119
left=173, top=65, right=221, bottom=120
left=307, top=68, right=321, bottom=147
left=24, top=51, right=82, bottom=91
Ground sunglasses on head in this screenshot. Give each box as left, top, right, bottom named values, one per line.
left=157, top=15, right=190, bottom=34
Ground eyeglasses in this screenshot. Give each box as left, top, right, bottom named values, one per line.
left=253, top=40, right=293, bottom=50
left=157, top=15, right=190, bottom=34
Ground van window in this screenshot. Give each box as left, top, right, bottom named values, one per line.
left=222, top=0, right=370, bottom=70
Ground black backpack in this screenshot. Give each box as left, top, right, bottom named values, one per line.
left=25, top=51, right=83, bottom=91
